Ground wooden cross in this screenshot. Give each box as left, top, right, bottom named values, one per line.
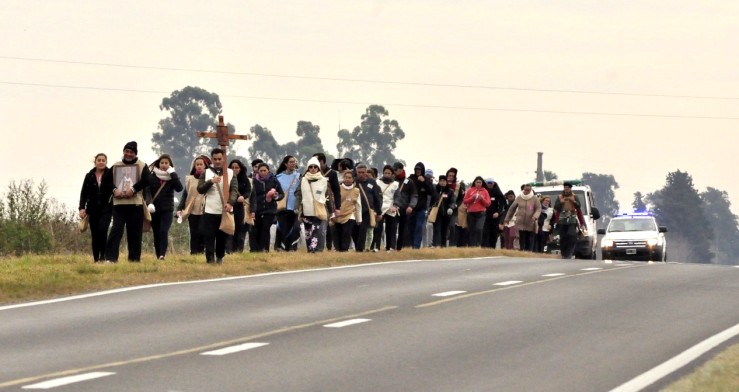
left=196, top=115, right=250, bottom=204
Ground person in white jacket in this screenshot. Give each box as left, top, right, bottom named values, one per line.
left=371, top=165, right=399, bottom=252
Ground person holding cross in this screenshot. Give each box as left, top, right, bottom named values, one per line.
left=197, top=148, right=238, bottom=264
left=105, top=141, right=151, bottom=262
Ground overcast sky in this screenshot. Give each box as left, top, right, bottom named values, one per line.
left=1, top=1, right=737, bottom=215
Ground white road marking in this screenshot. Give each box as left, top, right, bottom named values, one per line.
left=201, top=342, right=269, bottom=356
left=542, top=273, right=566, bottom=277
left=610, top=322, right=739, bottom=392
left=432, top=291, right=467, bottom=297
left=324, top=318, right=371, bottom=328
left=22, top=372, right=115, bottom=389
left=581, top=267, right=603, bottom=271
left=493, top=281, right=524, bottom=286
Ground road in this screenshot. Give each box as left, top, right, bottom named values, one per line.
left=1, top=257, right=738, bottom=391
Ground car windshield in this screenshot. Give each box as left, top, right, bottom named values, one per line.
left=536, top=190, right=588, bottom=214
left=608, top=218, right=656, bottom=232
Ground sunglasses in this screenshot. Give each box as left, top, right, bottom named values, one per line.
left=308, top=165, right=319, bottom=169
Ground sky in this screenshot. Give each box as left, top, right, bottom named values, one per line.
left=1, top=1, right=738, bottom=215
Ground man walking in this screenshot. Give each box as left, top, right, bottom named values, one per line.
left=198, top=148, right=238, bottom=264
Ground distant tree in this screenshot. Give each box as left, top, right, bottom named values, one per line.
left=632, top=192, right=648, bottom=212
left=247, top=124, right=283, bottom=170
left=151, top=86, right=230, bottom=175
left=543, top=171, right=558, bottom=182
left=336, top=105, right=405, bottom=168
left=700, top=187, right=739, bottom=265
left=582, top=172, right=619, bottom=227
left=647, top=170, right=714, bottom=263
left=294, top=121, right=332, bottom=167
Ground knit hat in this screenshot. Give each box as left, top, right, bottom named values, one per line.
left=425, top=169, right=434, bottom=177
left=485, top=178, right=495, bottom=184
left=307, top=156, right=321, bottom=168
left=123, top=141, right=138, bottom=154
left=438, top=175, right=447, bottom=182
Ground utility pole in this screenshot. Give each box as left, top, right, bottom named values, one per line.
left=536, top=152, right=544, bottom=182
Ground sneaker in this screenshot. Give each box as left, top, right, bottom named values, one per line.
left=216, top=258, right=223, bottom=264
left=158, top=256, right=165, bottom=261
left=372, top=249, right=379, bottom=253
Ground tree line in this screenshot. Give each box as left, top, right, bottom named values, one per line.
left=0, top=85, right=736, bottom=264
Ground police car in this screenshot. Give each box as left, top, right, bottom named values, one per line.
left=597, top=212, right=667, bottom=262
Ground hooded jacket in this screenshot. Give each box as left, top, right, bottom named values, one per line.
left=410, top=162, right=436, bottom=212
left=249, top=172, right=284, bottom=216
left=485, top=182, right=506, bottom=224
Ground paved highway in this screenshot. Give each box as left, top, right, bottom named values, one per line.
left=1, top=257, right=738, bottom=391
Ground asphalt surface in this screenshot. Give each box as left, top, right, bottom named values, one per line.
left=1, top=257, right=738, bottom=391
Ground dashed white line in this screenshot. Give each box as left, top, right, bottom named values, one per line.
left=494, top=281, right=524, bottom=286
left=542, top=273, right=566, bottom=277
left=581, top=267, right=603, bottom=271
left=22, top=372, right=115, bottom=389
left=432, top=291, right=467, bottom=297
left=201, top=342, right=269, bottom=356
left=324, top=318, right=371, bottom=328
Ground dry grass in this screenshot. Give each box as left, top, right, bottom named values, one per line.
left=0, top=247, right=533, bottom=305
left=661, top=343, right=739, bottom=392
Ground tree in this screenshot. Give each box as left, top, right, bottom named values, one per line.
left=582, top=173, right=620, bottom=226
left=700, top=187, right=739, bottom=265
left=293, top=121, right=332, bottom=167
left=632, top=192, right=648, bottom=212
left=151, top=86, right=225, bottom=175
left=247, top=124, right=283, bottom=170
left=336, top=105, right=405, bottom=168
left=543, top=171, right=558, bottom=182
left=647, top=170, right=714, bottom=263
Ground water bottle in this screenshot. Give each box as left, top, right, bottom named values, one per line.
left=177, top=215, right=183, bottom=224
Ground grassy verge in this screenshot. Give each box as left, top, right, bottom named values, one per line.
left=661, top=343, right=739, bottom=392
left=0, top=247, right=529, bottom=305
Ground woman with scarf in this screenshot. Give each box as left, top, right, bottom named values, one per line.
left=294, top=156, right=333, bottom=253
left=79, top=153, right=114, bottom=262
left=503, top=183, right=542, bottom=251
left=535, top=196, right=554, bottom=253
left=371, top=165, right=399, bottom=252
left=177, top=155, right=210, bottom=255
left=227, top=159, right=252, bottom=253
left=445, top=168, right=468, bottom=247
left=275, top=155, right=301, bottom=251
left=249, top=163, right=284, bottom=252
left=334, top=170, right=362, bottom=252
left=147, top=153, right=183, bottom=260
left=462, top=176, right=492, bottom=247
left=432, top=175, right=455, bottom=247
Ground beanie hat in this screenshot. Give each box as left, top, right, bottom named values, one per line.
left=438, top=175, right=447, bottom=182
left=485, top=178, right=495, bottom=184
left=307, top=156, right=321, bottom=168
left=425, top=169, right=434, bottom=177
left=123, top=141, right=138, bottom=154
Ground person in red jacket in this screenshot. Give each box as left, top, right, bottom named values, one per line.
left=463, top=176, right=492, bottom=247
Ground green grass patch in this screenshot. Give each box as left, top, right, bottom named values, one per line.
left=661, top=343, right=739, bottom=392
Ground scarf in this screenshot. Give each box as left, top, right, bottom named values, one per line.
left=304, top=170, right=324, bottom=182
left=341, top=183, right=355, bottom=190
left=521, top=191, right=535, bottom=201
left=395, top=170, right=406, bottom=182
left=152, top=167, right=171, bottom=181
left=256, top=172, right=270, bottom=181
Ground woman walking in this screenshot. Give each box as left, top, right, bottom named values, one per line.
left=371, top=165, right=399, bottom=252
left=78, top=153, right=114, bottom=262
left=177, top=155, right=210, bottom=255
left=503, top=183, right=542, bottom=252
left=249, top=163, right=283, bottom=252
left=228, top=159, right=251, bottom=253
left=295, top=157, right=332, bottom=253
left=462, top=176, right=492, bottom=247
left=334, top=170, right=362, bottom=252
left=275, top=155, right=301, bottom=251
left=147, top=154, right=183, bottom=260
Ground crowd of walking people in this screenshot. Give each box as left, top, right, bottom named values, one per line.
left=79, top=141, right=582, bottom=264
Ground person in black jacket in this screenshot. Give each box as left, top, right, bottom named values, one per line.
left=249, top=163, right=284, bottom=252
left=432, top=175, right=454, bottom=248
left=146, top=154, right=183, bottom=260
left=482, top=178, right=506, bottom=248
left=409, top=162, right=436, bottom=249
left=227, top=159, right=252, bottom=253
left=392, top=162, right=418, bottom=251
left=79, top=153, right=114, bottom=262
left=353, top=164, right=382, bottom=252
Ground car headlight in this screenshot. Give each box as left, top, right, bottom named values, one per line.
left=602, top=239, right=613, bottom=247
left=647, top=238, right=658, bottom=246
